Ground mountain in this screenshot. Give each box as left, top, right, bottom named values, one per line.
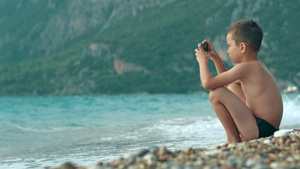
left=0, top=0, right=299, bottom=95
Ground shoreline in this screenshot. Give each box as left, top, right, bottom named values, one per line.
left=53, top=129, right=300, bottom=169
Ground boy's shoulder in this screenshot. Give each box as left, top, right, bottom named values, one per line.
left=229, top=60, right=268, bottom=80
left=234, top=59, right=263, bottom=71
left=228, top=61, right=256, bottom=75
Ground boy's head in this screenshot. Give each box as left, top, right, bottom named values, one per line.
left=227, top=19, right=263, bottom=52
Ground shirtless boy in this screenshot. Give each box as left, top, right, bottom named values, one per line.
left=195, top=19, right=283, bottom=144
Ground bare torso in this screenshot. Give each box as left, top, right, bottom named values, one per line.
left=239, top=60, right=283, bottom=128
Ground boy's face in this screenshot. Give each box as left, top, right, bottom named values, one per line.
left=227, top=32, right=241, bottom=63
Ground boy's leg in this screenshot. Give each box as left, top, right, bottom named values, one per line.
left=227, top=82, right=246, bottom=103
left=209, top=87, right=258, bottom=143
left=227, top=83, right=251, bottom=141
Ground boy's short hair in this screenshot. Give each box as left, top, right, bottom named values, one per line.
left=227, top=19, right=263, bottom=52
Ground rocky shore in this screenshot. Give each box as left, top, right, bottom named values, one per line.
left=53, top=130, right=299, bottom=169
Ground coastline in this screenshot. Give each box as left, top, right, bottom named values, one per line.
left=52, top=129, right=300, bottom=169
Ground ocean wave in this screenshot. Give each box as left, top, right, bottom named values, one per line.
left=281, top=94, right=300, bottom=127
left=3, top=124, right=86, bottom=134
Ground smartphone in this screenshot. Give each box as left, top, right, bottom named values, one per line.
left=201, top=42, right=209, bottom=52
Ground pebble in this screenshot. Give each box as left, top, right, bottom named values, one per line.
left=274, top=130, right=291, bottom=137
left=143, top=154, right=157, bottom=165
left=138, top=149, right=149, bottom=157
left=52, top=129, right=300, bottom=169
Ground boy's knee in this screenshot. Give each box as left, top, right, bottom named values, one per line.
left=209, top=87, right=226, bottom=102
left=208, top=90, right=215, bottom=102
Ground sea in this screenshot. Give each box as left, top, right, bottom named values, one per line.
left=0, top=93, right=299, bottom=169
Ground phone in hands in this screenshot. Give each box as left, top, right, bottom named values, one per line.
left=201, top=42, right=209, bottom=52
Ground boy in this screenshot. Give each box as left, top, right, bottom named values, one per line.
left=195, top=19, right=283, bottom=144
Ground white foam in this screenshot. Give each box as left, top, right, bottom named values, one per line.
left=281, top=94, right=300, bottom=127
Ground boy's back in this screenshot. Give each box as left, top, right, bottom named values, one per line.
left=239, top=60, right=282, bottom=129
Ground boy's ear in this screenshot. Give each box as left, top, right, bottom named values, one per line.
left=239, top=42, right=247, bottom=53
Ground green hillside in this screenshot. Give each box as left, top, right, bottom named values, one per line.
left=0, top=0, right=299, bottom=95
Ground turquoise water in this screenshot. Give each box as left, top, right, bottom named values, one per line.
left=0, top=94, right=299, bottom=168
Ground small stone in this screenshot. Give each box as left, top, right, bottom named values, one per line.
left=245, top=159, right=257, bottom=167
left=59, top=162, right=76, bottom=169
left=124, top=156, right=136, bottom=165
left=143, top=154, right=157, bottom=165
left=149, top=146, right=159, bottom=153
left=159, top=146, right=167, bottom=155
left=138, top=149, right=149, bottom=157
left=86, top=165, right=100, bottom=169
left=158, top=154, right=170, bottom=162
left=270, top=162, right=281, bottom=169
left=227, top=143, right=236, bottom=148
left=124, top=152, right=137, bottom=159
left=204, top=149, right=222, bottom=156
left=274, top=130, right=290, bottom=137
left=252, top=162, right=269, bottom=169
left=263, top=139, right=271, bottom=144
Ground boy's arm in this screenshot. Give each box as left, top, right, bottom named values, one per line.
left=195, top=45, right=248, bottom=90
left=205, top=40, right=227, bottom=74
left=195, top=43, right=213, bottom=90
left=211, top=56, right=227, bottom=74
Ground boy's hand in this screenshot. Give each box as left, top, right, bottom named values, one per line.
left=195, top=43, right=210, bottom=63
left=204, top=40, right=221, bottom=61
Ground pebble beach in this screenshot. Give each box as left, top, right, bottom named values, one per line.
left=52, top=129, right=300, bottom=169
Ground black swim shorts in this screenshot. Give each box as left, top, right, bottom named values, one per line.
left=256, top=118, right=279, bottom=138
